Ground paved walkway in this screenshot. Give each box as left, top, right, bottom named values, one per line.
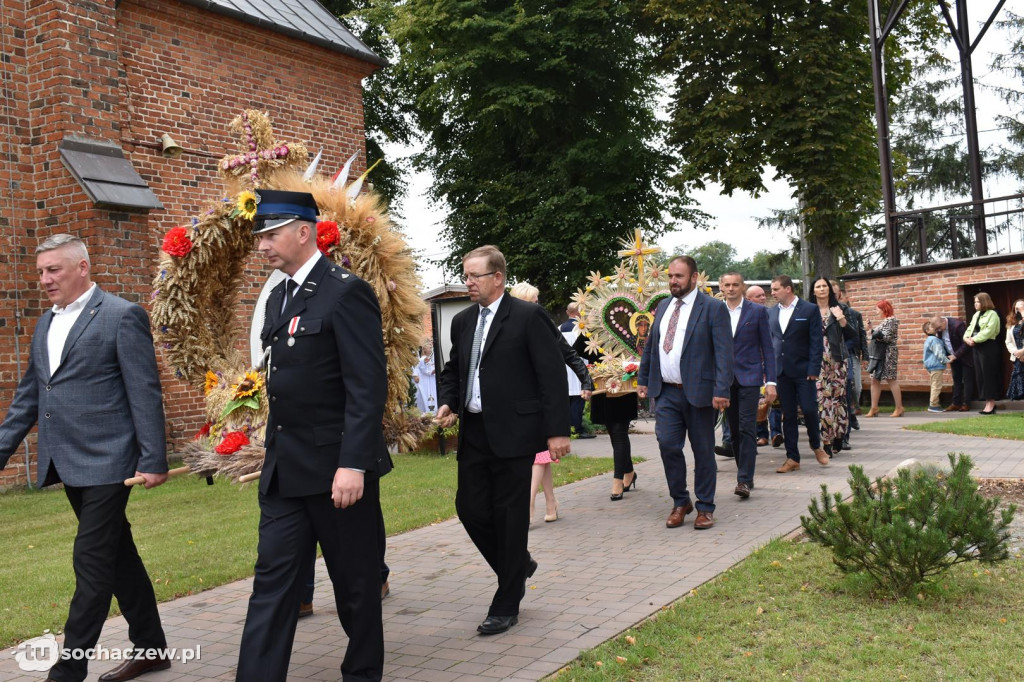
left=3, top=410, right=1023, bottom=681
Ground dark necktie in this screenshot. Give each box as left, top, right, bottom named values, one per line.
left=282, top=279, right=298, bottom=314
left=465, top=307, right=491, bottom=407
left=662, top=298, right=683, bottom=352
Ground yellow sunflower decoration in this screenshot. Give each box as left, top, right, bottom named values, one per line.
left=235, top=190, right=258, bottom=220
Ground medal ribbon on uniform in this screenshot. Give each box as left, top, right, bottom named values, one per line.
left=287, top=316, right=300, bottom=346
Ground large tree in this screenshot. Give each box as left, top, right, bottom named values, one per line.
left=392, top=0, right=699, bottom=308
left=648, top=0, right=944, bottom=279
left=324, top=0, right=415, bottom=210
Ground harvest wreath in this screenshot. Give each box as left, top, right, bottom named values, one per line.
left=149, top=110, right=431, bottom=481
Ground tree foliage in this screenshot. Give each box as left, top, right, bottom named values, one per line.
left=674, top=240, right=801, bottom=280
left=322, top=0, right=415, bottom=210
left=392, top=0, right=699, bottom=309
left=648, top=0, right=945, bottom=279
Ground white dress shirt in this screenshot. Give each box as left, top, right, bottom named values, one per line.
left=778, top=297, right=799, bottom=333
left=657, top=287, right=698, bottom=384
left=727, top=298, right=744, bottom=336
left=466, top=294, right=504, bottom=413
left=47, top=284, right=96, bottom=378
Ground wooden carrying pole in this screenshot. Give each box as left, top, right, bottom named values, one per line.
left=123, top=466, right=191, bottom=487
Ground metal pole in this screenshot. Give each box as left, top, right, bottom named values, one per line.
left=955, top=0, right=988, bottom=255
left=868, top=0, right=899, bottom=267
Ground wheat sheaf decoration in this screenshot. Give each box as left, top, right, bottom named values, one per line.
left=150, top=110, right=431, bottom=481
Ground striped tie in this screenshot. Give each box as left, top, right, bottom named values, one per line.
left=465, top=307, right=491, bottom=407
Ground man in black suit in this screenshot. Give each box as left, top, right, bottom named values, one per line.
left=236, top=191, right=391, bottom=682
left=767, top=275, right=829, bottom=473
left=435, top=245, right=570, bottom=635
left=931, top=315, right=975, bottom=411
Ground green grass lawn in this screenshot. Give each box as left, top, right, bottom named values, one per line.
left=0, top=452, right=615, bottom=648
left=906, top=413, right=1024, bottom=441
left=556, top=537, right=1024, bottom=681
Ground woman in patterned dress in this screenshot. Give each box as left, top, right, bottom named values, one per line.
left=812, top=279, right=852, bottom=455
left=866, top=299, right=904, bottom=417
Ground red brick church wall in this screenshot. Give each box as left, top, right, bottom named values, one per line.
left=0, top=0, right=376, bottom=487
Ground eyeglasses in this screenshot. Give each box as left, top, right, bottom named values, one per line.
left=463, top=271, right=497, bottom=282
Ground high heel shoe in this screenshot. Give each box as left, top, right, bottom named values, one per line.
left=544, top=506, right=559, bottom=522
left=890, top=407, right=904, bottom=418
left=865, top=407, right=879, bottom=418
left=610, top=479, right=624, bottom=501
left=623, top=472, right=637, bottom=492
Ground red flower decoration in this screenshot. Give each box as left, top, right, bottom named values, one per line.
left=316, top=221, right=340, bottom=254
left=624, top=363, right=638, bottom=373
left=194, top=421, right=212, bottom=440
left=162, top=227, right=193, bottom=257
left=215, top=430, right=249, bottom=455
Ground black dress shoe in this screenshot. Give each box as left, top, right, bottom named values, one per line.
left=842, top=440, right=852, bottom=451
left=577, top=432, right=596, bottom=439
left=715, top=443, right=734, bottom=458
left=477, top=614, right=518, bottom=635
left=98, top=655, right=171, bottom=681
left=526, top=557, right=538, bottom=579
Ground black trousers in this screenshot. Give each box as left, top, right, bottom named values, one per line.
left=569, top=395, right=586, bottom=433
left=237, top=477, right=383, bottom=682
left=606, top=421, right=634, bottom=479
left=727, top=383, right=760, bottom=486
left=456, top=411, right=533, bottom=617
left=951, top=359, right=976, bottom=406
left=50, top=483, right=166, bottom=682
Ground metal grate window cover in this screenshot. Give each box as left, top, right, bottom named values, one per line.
left=58, top=137, right=163, bottom=211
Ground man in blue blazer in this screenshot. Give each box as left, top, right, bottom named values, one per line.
left=0, top=234, right=170, bottom=682
left=767, top=275, right=829, bottom=472
left=638, top=256, right=733, bottom=530
left=720, top=272, right=776, bottom=498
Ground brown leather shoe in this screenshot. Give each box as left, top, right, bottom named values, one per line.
left=771, top=434, right=784, bottom=448
left=97, top=655, right=170, bottom=681
left=943, top=404, right=959, bottom=412
left=814, top=448, right=830, bottom=466
left=381, top=579, right=390, bottom=600
left=298, top=601, right=313, bottom=618
left=693, top=511, right=714, bottom=530
left=756, top=438, right=769, bottom=447
left=666, top=502, right=694, bottom=528
left=958, top=405, right=970, bottom=412
left=854, top=407, right=863, bottom=415
left=776, top=458, right=800, bottom=473
left=734, top=482, right=751, bottom=498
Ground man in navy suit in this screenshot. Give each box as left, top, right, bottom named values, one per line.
left=720, top=272, right=776, bottom=498
left=638, top=256, right=733, bottom=530
left=931, top=315, right=975, bottom=411
left=767, top=275, right=829, bottom=473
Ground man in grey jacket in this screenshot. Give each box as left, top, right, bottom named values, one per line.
left=0, top=234, right=170, bottom=682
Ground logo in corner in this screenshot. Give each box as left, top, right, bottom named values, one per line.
left=14, top=631, right=60, bottom=671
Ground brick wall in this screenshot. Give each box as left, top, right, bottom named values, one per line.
left=842, top=255, right=1024, bottom=395
left=0, top=0, right=376, bottom=487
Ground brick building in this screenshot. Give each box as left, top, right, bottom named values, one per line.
left=842, top=253, right=1024, bottom=400
left=0, top=0, right=383, bottom=487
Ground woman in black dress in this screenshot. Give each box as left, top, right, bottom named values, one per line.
left=965, top=291, right=1003, bottom=414
left=591, top=393, right=639, bottom=500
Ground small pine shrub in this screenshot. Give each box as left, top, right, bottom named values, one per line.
left=801, top=453, right=1017, bottom=597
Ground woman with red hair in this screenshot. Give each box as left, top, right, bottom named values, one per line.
left=866, top=299, right=904, bottom=417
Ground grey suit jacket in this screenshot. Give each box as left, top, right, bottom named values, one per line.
left=0, top=286, right=168, bottom=487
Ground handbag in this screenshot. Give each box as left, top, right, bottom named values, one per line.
left=866, top=337, right=887, bottom=376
